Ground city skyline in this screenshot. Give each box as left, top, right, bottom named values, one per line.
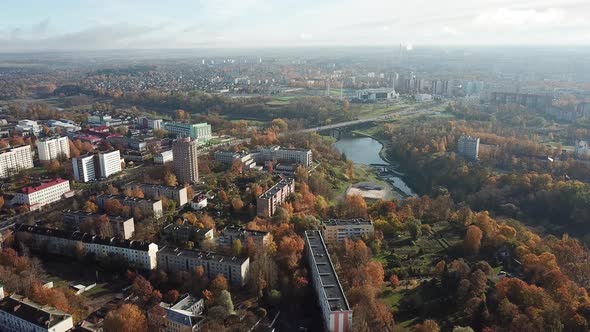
left=1, top=0, right=590, bottom=51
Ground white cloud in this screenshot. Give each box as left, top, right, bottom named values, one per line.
left=474, top=8, right=567, bottom=26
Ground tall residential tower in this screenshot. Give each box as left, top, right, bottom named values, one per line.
left=172, top=137, right=199, bottom=184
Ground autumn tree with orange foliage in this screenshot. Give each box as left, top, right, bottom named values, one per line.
left=463, top=225, right=483, bottom=256
left=104, top=304, right=147, bottom=332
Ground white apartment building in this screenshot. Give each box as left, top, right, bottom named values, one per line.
left=98, top=150, right=122, bottom=178
left=157, top=246, right=250, bottom=286
left=154, top=150, right=173, bottom=164
left=304, top=231, right=352, bottom=332
left=0, top=295, right=74, bottom=332
left=16, top=225, right=159, bottom=270
left=62, top=211, right=135, bottom=239
left=322, top=219, right=375, bottom=245
left=575, top=140, right=590, bottom=159
left=258, top=146, right=313, bottom=167
left=12, top=179, right=72, bottom=211
left=72, top=154, right=96, bottom=182
left=164, top=122, right=212, bottom=141
left=0, top=145, right=34, bottom=178
left=36, top=136, right=70, bottom=161
left=458, top=135, right=480, bottom=160
left=15, top=119, right=41, bottom=136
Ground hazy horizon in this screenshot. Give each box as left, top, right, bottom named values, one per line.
left=1, top=0, right=590, bottom=51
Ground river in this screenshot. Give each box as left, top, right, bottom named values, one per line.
left=333, top=136, right=417, bottom=198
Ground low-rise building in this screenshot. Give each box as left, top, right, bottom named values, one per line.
left=258, top=146, right=313, bottom=168
left=191, top=193, right=207, bottom=210
left=122, top=182, right=189, bottom=206
left=12, top=179, right=73, bottom=211
left=157, top=246, right=249, bottom=286
left=219, top=225, right=270, bottom=249
left=16, top=224, right=158, bottom=270
left=155, top=150, right=173, bottom=164
left=0, top=294, right=74, bottom=332
left=157, top=294, right=205, bottom=332
left=164, top=122, right=212, bottom=141
left=0, top=145, right=34, bottom=178
left=356, top=88, right=398, bottom=101
left=36, top=136, right=70, bottom=162
left=161, top=223, right=214, bottom=247
left=95, top=194, right=164, bottom=219
left=15, top=119, right=41, bottom=136
left=257, top=178, right=295, bottom=217
left=304, top=230, right=352, bottom=332
left=322, top=219, right=374, bottom=244
left=61, top=210, right=135, bottom=239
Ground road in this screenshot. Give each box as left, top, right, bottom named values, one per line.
left=201, top=104, right=440, bottom=152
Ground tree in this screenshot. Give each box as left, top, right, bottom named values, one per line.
left=104, top=304, right=147, bottom=332
left=209, top=275, right=229, bottom=296
left=164, top=172, right=178, bottom=186
left=0, top=196, right=6, bottom=209
left=104, top=200, right=124, bottom=216
left=230, top=159, right=243, bottom=175
left=407, top=218, right=422, bottom=239
left=464, top=225, right=483, bottom=256
left=232, top=239, right=243, bottom=256
left=271, top=118, right=288, bottom=131
left=414, top=319, right=441, bottom=332
left=390, top=274, right=400, bottom=289
left=174, top=109, right=189, bottom=121
left=163, top=289, right=180, bottom=304
left=105, top=184, right=119, bottom=195
left=83, top=200, right=99, bottom=213
left=216, top=290, right=234, bottom=314
left=231, top=197, right=244, bottom=211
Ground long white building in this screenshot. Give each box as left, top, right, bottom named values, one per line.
left=98, top=150, right=122, bottom=178
left=36, top=136, right=70, bottom=162
left=164, top=122, right=212, bottom=141
left=0, top=145, right=34, bottom=178
left=258, top=146, right=313, bottom=167
left=16, top=225, right=158, bottom=270
left=322, top=219, right=375, bottom=245
left=12, top=178, right=73, bottom=211
left=0, top=294, right=74, bottom=332
left=304, top=230, right=352, bottom=332
left=157, top=246, right=249, bottom=286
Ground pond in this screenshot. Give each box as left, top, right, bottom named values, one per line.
left=334, top=136, right=417, bottom=197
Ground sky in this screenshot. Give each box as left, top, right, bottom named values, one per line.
left=0, top=0, right=589, bottom=51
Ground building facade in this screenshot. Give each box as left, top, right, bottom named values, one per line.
left=12, top=179, right=73, bottom=211
left=154, top=150, right=173, bottom=164
left=258, top=146, right=312, bottom=167
left=257, top=178, right=295, bottom=217
left=95, top=194, right=164, bottom=219
left=16, top=224, right=158, bottom=270
left=36, top=136, right=70, bottom=162
left=457, top=135, right=480, bottom=161
left=0, top=295, right=74, bottom=332
left=218, top=225, right=270, bottom=249
left=164, top=122, right=212, bottom=141
left=172, top=137, right=199, bottom=185
left=575, top=140, right=590, bottom=159
left=61, top=210, right=135, bottom=239
left=122, top=182, right=189, bottom=206
left=98, top=150, right=122, bottom=178
left=0, top=145, right=34, bottom=178
left=322, top=219, right=375, bottom=245
left=72, top=154, right=97, bottom=182
left=157, top=246, right=249, bottom=286
left=157, top=294, right=205, bottom=332
left=304, top=231, right=352, bottom=332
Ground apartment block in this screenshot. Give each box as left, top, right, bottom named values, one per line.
left=122, top=182, right=189, bottom=206
left=164, top=122, right=212, bottom=141
left=258, top=146, right=313, bottom=167
left=72, top=153, right=97, bottom=182
left=172, top=137, right=199, bottom=185
left=219, top=225, right=270, bottom=248
left=154, top=150, right=173, bottom=164
left=36, top=136, right=70, bottom=162
left=257, top=178, right=295, bottom=217
left=457, top=135, right=480, bottom=161
left=157, top=246, right=249, bottom=286
left=157, top=294, right=205, bottom=332
left=12, top=179, right=73, bottom=211
left=95, top=194, right=164, bottom=219
left=98, top=150, right=122, bottom=178
left=0, top=145, right=34, bottom=178
left=16, top=225, right=158, bottom=270
left=322, top=219, right=375, bottom=244
left=162, top=223, right=214, bottom=246
left=304, top=230, right=352, bottom=332
left=61, top=210, right=135, bottom=239
left=0, top=294, right=74, bottom=332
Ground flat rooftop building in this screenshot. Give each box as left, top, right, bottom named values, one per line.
left=304, top=230, right=352, bottom=332
left=322, top=219, right=374, bottom=245
left=256, top=177, right=295, bottom=217
left=0, top=294, right=74, bottom=332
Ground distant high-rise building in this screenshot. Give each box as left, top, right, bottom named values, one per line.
left=172, top=137, right=199, bottom=184
left=0, top=145, right=34, bottom=178
left=98, top=150, right=122, bottom=178
left=458, top=135, right=480, bottom=160
left=72, top=154, right=97, bottom=182
left=36, top=136, right=70, bottom=162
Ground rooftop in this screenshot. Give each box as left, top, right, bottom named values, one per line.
left=96, top=194, right=160, bottom=204
left=304, top=230, right=351, bottom=313
left=221, top=225, right=269, bottom=237
left=16, top=224, right=153, bottom=251
left=0, top=295, right=72, bottom=329
left=19, top=179, right=68, bottom=195
left=259, top=178, right=294, bottom=199
left=158, top=246, right=247, bottom=265
left=323, top=218, right=373, bottom=227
